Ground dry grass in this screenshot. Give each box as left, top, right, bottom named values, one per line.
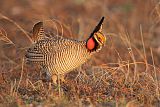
left=0, top=0, right=160, bottom=107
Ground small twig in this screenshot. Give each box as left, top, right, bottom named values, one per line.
left=10, top=79, right=17, bottom=96
left=0, top=13, right=33, bottom=43
left=124, top=60, right=130, bottom=84
left=44, top=19, right=59, bottom=37
left=0, top=27, right=15, bottom=44
left=140, top=25, right=148, bottom=73
left=150, top=48, right=160, bottom=100
left=16, top=57, right=24, bottom=94
left=51, top=18, right=64, bottom=37
left=27, top=79, right=38, bottom=91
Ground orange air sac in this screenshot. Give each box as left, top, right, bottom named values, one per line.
left=87, top=38, right=95, bottom=50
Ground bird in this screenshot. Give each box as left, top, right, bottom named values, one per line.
left=25, top=17, right=106, bottom=84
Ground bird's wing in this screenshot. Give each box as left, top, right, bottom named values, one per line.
left=25, top=37, right=79, bottom=63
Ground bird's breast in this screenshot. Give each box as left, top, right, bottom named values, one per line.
left=47, top=44, right=91, bottom=75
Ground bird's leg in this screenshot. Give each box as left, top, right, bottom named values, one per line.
left=51, top=74, right=58, bottom=84
left=50, top=74, right=65, bottom=97
left=57, top=74, right=62, bottom=97
left=48, top=74, right=57, bottom=90
left=60, top=74, right=65, bottom=83
left=51, top=74, right=65, bottom=84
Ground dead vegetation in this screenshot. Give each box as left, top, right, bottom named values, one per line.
left=0, top=0, right=160, bottom=107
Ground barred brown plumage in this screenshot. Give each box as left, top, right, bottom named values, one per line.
left=25, top=17, right=106, bottom=84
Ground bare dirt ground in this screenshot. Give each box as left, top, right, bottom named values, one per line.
left=0, top=0, right=160, bottom=107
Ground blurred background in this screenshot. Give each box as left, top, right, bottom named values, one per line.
left=0, top=0, right=160, bottom=106
left=0, top=0, right=160, bottom=64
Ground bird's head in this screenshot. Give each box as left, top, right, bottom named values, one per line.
left=86, top=17, right=106, bottom=52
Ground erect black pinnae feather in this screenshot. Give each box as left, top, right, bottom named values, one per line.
left=89, top=17, right=104, bottom=36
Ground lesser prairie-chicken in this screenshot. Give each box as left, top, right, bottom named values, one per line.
left=26, top=17, right=106, bottom=84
